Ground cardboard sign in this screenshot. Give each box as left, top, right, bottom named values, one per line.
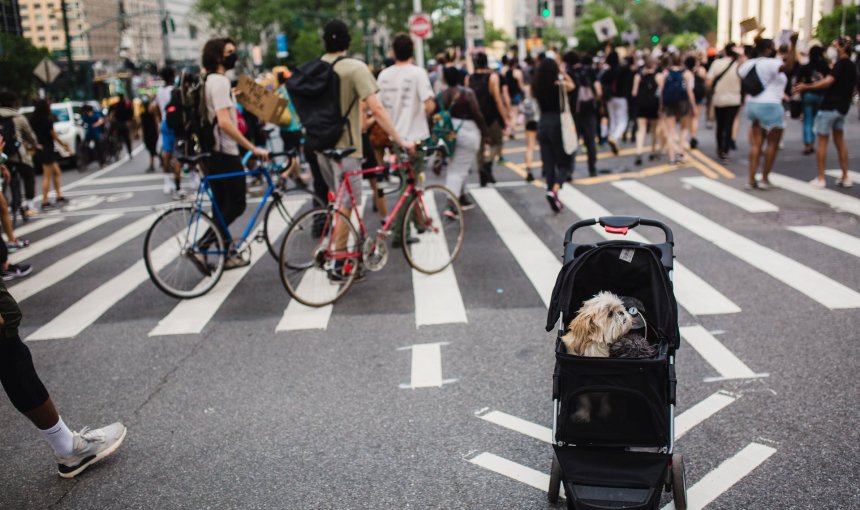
left=236, top=75, right=287, bottom=124
left=739, top=17, right=759, bottom=35
left=593, top=18, right=618, bottom=43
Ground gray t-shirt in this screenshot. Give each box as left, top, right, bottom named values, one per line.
left=205, top=73, right=239, bottom=155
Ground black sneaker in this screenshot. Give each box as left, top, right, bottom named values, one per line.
left=525, top=171, right=535, bottom=182
left=2, top=263, right=33, bottom=281
left=56, top=196, right=69, bottom=204
left=41, top=202, right=56, bottom=211
left=459, top=194, right=476, bottom=211
left=690, top=137, right=698, bottom=150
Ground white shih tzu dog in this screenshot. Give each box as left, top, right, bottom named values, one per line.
left=560, top=291, right=633, bottom=423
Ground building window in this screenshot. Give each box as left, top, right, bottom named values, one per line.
left=188, top=24, right=197, bottom=39
left=52, top=36, right=59, bottom=41
left=553, top=0, right=563, bottom=17
left=36, top=25, right=44, bottom=31
left=33, top=3, right=41, bottom=8
left=34, top=14, right=43, bottom=20
left=21, top=15, right=28, bottom=21
left=38, top=36, right=46, bottom=42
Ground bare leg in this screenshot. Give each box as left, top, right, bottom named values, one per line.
left=748, top=122, right=764, bottom=185
left=635, top=118, right=647, bottom=157
left=41, top=164, right=50, bottom=203
left=0, top=192, right=16, bottom=242
left=663, top=116, right=680, bottom=161
left=51, top=164, right=63, bottom=199
left=525, top=131, right=536, bottom=169
left=761, top=128, right=783, bottom=183
left=732, top=108, right=741, bottom=144
left=368, top=176, right=388, bottom=218
left=23, top=397, right=61, bottom=430
left=832, top=129, right=849, bottom=182
left=816, top=134, right=829, bottom=182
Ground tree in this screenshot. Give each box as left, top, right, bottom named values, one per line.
left=815, top=5, right=858, bottom=44
left=0, top=34, right=51, bottom=101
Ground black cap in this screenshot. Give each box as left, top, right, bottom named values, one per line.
left=324, top=19, right=351, bottom=46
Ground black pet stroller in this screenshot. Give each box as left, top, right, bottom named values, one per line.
left=545, top=216, right=686, bottom=510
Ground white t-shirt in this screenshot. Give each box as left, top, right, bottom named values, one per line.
left=205, top=73, right=239, bottom=155
left=377, top=63, right=434, bottom=142
left=155, top=85, right=173, bottom=118
left=707, top=57, right=741, bottom=107
left=738, top=57, right=787, bottom=104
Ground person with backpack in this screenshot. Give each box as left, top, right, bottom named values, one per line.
left=631, top=55, right=662, bottom=165
left=466, top=52, right=508, bottom=186
left=793, top=37, right=856, bottom=188
left=707, top=43, right=743, bottom=161
left=0, top=89, right=39, bottom=220
left=200, top=37, right=270, bottom=269
left=738, top=34, right=797, bottom=189
left=684, top=54, right=709, bottom=150
left=565, top=51, right=601, bottom=177
left=504, top=57, right=527, bottom=134
left=658, top=53, right=696, bottom=165
left=377, top=33, right=436, bottom=246
left=532, top=57, right=575, bottom=212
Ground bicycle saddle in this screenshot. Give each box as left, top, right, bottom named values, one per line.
left=320, top=147, right=356, bottom=160
left=176, top=153, right=211, bottom=165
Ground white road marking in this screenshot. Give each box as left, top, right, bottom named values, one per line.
left=787, top=226, right=860, bottom=259
left=768, top=173, right=860, bottom=217
left=398, top=342, right=456, bottom=389
left=14, top=214, right=120, bottom=263
left=476, top=410, right=551, bottom=443
left=468, top=452, right=562, bottom=497
left=824, top=169, right=860, bottom=182
left=680, top=325, right=768, bottom=381
left=674, top=391, right=738, bottom=440
left=43, top=146, right=145, bottom=198
left=27, top=235, right=178, bottom=341
left=52, top=184, right=163, bottom=197
left=681, top=177, right=779, bottom=213
left=411, top=192, right=467, bottom=327
left=470, top=188, right=560, bottom=307
left=14, top=217, right=64, bottom=237
left=63, top=195, right=106, bottom=212
left=149, top=221, right=288, bottom=337
left=10, top=214, right=156, bottom=302
left=614, top=180, right=860, bottom=309
left=661, top=443, right=777, bottom=510
left=557, top=186, right=741, bottom=316
left=83, top=173, right=165, bottom=185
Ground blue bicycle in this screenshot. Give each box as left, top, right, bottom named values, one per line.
left=144, top=149, right=323, bottom=298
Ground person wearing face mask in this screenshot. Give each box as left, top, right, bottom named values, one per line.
left=793, top=37, right=856, bottom=189
left=737, top=34, right=797, bottom=190
left=200, top=37, right=270, bottom=269
left=795, top=46, right=830, bottom=155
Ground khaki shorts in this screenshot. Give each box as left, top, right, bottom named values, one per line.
left=315, top=154, right=363, bottom=199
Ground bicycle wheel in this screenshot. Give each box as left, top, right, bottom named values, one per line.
left=144, top=206, right=226, bottom=299
left=401, top=184, right=464, bottom=274
left=263, top=188, right=325, bottom=261
left=279, top=207, right=362, bottom=307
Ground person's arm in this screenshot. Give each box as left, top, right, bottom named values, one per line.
left=366, top=93, right=415, bottom=154
left=515, top=68, right=527, bottom=94
left=560, top=72, right=575, bottom=92
left=216, top=108, right=267, bottom=158
left=632, top=73, right=641, bottom=97
left=778, top=33, right=798, bottom=74
left=686, top=71, right=697, bottom=112
left=50, top=128, right=70, bottom=151
left=593, top=79, right=603, bottom=101
left=489, top=73, right=508, bottom=122
left=794, top=74, right=834, bottom=93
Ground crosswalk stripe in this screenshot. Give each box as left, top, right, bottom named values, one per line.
left=149, top=221, right=289, bottom=337
left=788, top=225, right=860, bottom=258
left=14, top=214, right=121, bottom=263
left=26, top=235, right=178, bottom=341
left=14, top=217, right=64, bottom=237
left=615, top=180, right=860, bottom=309
left=674, top=391, right=738, bottom=440
left=557, top=187, right=741, bottom=316
left=83, top=174, right=165, bottom=185
left=11, top=214, right=156, bottom=302
left=769, top=173, right=860, bottom=218
left=824, top=169, right=860, bottom=182
left=477, top=410, right=551, bottom=443
left=468, top=452, right=554, bottom=495
left=412, top=192, right=467, bottom=327
left=471, top=188, right=560, bottom=307
left=398, top=342, right=456, bottom=388
left=681, top=177, right=779, bottom=213
left=661, top=442, right=777, bottom=510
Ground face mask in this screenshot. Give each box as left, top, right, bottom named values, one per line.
left=826, top=47, right=838, bottom=61
left=223, top=53, right=238, bottom=70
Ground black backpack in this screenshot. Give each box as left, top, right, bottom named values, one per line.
left=741, top=63, right=765, bottom=97
left=1, top=117, right=18, bottom=158
left=637, top=72, right=659, bottom=111
left=286, top=56, right=357, bottom=152
left=179, top=73, right=215, bottom=153
left=470, top=72, right=500, bottom=123
left=164, top=87, right=185, bottom=135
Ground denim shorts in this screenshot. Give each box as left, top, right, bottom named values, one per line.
left=813, top=109, right=846, bottom=135
left=746, top=102, right=785, bottom=130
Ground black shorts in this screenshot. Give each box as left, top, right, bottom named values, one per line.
left=637, top=106, right=660, bottom=120
left=526, top=120, right=538, bottom=132
left=36, top=150, right=57, bottom=165
left=280, top=130, right=302, bottom=152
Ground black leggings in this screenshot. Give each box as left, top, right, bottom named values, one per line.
left=115, top=123, right=133, bottom=157
left=204, top=152, right=247, bottom=246
left=537, top=113, right=573, bottom=189
left=574, top=111, right=598, bottom=176
left=0, top=281, right=48, bottom=414
left=714, top=106, right=739, bottom=154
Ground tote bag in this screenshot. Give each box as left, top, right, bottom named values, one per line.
left=559, top=78, right=578, bottom=155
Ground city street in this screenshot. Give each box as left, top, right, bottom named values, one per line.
left=1, top=112, right=859, bottom=509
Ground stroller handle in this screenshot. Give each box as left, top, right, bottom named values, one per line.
left=563, top=216, right=674, bottom=245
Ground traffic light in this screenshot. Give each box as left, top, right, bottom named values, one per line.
left=538, top=0, right=551, bottom=18
left=651, top=35, right=660, bottom=44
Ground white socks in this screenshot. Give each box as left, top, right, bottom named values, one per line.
left=39, top=416, right=74, bottom=457
left=163, top=174, right=173, bottom=193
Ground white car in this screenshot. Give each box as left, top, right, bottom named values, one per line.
left=19, top=101, right=99, bottom=167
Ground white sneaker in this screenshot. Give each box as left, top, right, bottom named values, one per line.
left=56, top=422, right=127, bottom=478
left=837, top=178, right=853, bottom=189
left=809, top=178, right=826, bottom=189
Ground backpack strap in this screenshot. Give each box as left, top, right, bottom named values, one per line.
left=711, top=58, right=737, bottom=89
left=329, top=56, right=358, bottom=147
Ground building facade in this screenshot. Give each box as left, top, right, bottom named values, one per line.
left=716, top=0, right=839, bottom=48
left=1, top=0, right=24, bottom=36
left=161, top=0, right=210, bottom=64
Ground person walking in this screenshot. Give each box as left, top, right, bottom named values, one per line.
left=0, top=90, right=39, bottom=219
left=505, top=56, right=527, bottom=135
left=140, top=95, right=160, bottom=174
left=466, top=52, right=508, bottom=186
left=795, top=46, right=830, bottom=155
left=738, top=34, right=797, bottom=189
left=685, top=54, right=709, bottom=149
left=31, top=99, right=70, bottom=210
left=108, top=94, right=134, bottom=159
left=201, top=37, right=270, bottom=269
left=564, top=51, right=601, bottom=177
left=0, top=135, right=30, bottom=252
left=80, top=104, right=105, bottom=167
left=658, top=53, right=696, bottom=164
left=376, top=33, right=435, bottom=247
left=155, top=68, right=182, bottom=195
left=600, top=51, right=629, bottom=155
left=794, top=37, right=856, bottom=188
left=532, top=57, right=575, bottom=212
left=438, top=66, right=489, bottom=210
left=707, top=43, right=743, bottom=161
left=631, top=55, right=662, bottom=165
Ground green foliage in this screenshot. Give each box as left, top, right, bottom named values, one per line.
left=815, top=5, right=858, bottom=44
left=669, top=32, right=701, bottom=50
left=0, top=34, right=51, bottom=101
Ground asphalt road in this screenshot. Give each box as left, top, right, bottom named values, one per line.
left=1, top=110, right=859, bottom=510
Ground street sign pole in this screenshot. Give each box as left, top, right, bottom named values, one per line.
left=413, top=0, right=425, bottom=69
left=60, top=0, right=74, bottom=98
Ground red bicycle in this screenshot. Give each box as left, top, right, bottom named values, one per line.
left=278, top=146, right=465, bottom=307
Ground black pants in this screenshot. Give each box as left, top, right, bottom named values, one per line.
left=574, top=111, right=598, bottom=176
left=714, top=106, right=740, bottom=155
left=205, top=152, right=246, bottom=247
left=0, top=280, right=48, bottom=414
left=115, top=123, right=132, bottom=157
left=538, top=112, right=573, bottom=189
left=306, top=151, right=328, bottom=205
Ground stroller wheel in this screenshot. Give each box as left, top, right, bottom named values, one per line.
left=548, top=452, right=562, bottom=504
left=671, top=453, right=688, bottom=510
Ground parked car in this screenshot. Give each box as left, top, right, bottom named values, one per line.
left=19, top=101, right=100, bottom=169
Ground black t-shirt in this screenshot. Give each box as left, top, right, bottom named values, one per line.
left=111, top=100, right=134, bottom=123
left=821, top=58, right=857, bottom=114
left=32, top=118, right=54, bottom=150
left=796, top=61, right=829, bottom=85
left=567, top=65, right=598, bottom=114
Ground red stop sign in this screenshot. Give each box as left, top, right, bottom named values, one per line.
left=409, top=13, right=433, bottom=39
